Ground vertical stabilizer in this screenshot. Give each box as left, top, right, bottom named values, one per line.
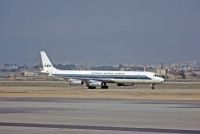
left=40, top=51, right=56, bottom=74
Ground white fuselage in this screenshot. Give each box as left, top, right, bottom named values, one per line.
left=50, top=69, right=164, bottom=84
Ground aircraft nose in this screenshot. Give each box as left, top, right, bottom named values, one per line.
left=160, top=77, right=165, bottom=82
left=156, top=77, right=164, bottom=82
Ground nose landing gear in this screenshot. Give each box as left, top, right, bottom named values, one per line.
left=150, top=84, right=155, bottom=90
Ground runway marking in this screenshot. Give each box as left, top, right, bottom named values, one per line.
left=0, top=122, right=199, bottom=134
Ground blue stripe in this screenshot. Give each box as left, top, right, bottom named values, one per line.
left=54, top=74, right=152, bottom=80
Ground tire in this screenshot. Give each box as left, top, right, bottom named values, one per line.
left=101, top=85, right=108, bottom=89
left=88, top=86, right=96, bottom=89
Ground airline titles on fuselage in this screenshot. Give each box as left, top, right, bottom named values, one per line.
left=91, top=72, right=125, bottom=75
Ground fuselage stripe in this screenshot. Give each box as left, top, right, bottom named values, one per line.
left=54, top=74, right=152, bottom=80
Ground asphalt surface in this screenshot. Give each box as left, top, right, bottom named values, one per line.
left=0, top=98, right=200, bottom=134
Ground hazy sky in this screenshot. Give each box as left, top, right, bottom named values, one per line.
left=0, top=0, right=200, bottom=65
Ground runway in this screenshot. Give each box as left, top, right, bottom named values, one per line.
left=0, top=98, right=200, bottom=134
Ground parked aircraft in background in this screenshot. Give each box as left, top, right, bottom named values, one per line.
left=40, top=51, right=164, bottom=89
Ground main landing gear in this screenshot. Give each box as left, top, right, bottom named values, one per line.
left=87, top=85, right=108, bottom=89
left=88, top=86, right=96, bottom=89
left=100, top=82, right=108, bottom=89
left=101, top=85, right=108, bottom=89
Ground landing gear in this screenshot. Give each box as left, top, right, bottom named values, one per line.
left=88, top=86, right=96, bottom=89
left=101, top=85, right=108, bottom=89
left=101, top=82, right=108, bottom=89
left=150, top=84, right=155, bottom=90
left=87, top=85, right=108, bottom=89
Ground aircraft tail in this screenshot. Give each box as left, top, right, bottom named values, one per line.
left=40, top=51, right=57, bottom=74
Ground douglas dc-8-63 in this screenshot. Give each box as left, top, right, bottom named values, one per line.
left=40, top=51, right=164, bottom=89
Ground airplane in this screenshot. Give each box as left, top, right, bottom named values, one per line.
left=40, top=51, right=164, bottom=89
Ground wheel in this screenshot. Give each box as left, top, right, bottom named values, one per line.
left=101, top=85, right=108, bottom=89
left=88, top=86, right=96, bottom=89
left=151, top=84, right=155, bottom=90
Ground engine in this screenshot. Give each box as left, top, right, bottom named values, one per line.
left=87, top=80, right=108, bottom=89
left=88, top=80, right=102, bottom=87
left=69, top=79, right=83, bottom=85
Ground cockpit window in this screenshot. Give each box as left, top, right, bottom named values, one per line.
left=154, top=74, right=160, bottom=77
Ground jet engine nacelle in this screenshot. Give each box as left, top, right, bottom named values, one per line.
left=88, top=80, right=102, bottom=87
left=69, top=79, right=83, bottom=85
